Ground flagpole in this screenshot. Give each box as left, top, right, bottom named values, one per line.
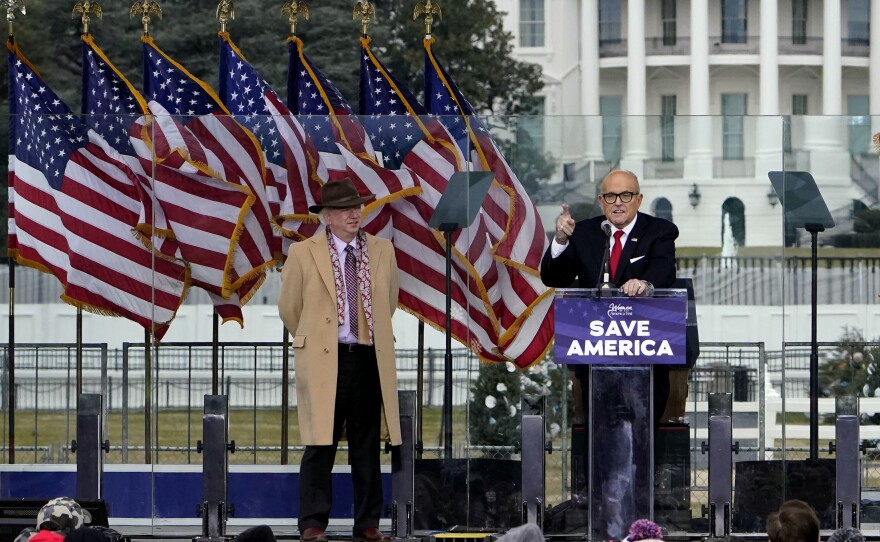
left=7, top=0, right=27, bottom=468
left=212, top=312, right=219, bottom=394
left=74, top=1, right=104, bottom=424
left=442, top=229, right=453, bottom=458
left=7, top=258, right=16, bottom=464
left=144, top=329, right=152, bottom=464
left=76, top=310, right=83, bottom=396
left=130, top=0, right=161, bottom=465
left=281, top=325, right=290, bottom=465
left=417, top=321, right=424, bottom=458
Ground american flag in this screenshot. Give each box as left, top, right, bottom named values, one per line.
left=423, top=39, right=554, bottom=367
left=82, top=35, right=248, bottom=323
left=360, top=37, right=518, bottom=364
left=218, top=33, right=324, bottom=256
left=7, top=39, right=187, bottom=339
left=81, top=36, right=182, bottom=262
left=140, top=36, right=277, bottom=313
left=287, top=36, right=419, bottom=238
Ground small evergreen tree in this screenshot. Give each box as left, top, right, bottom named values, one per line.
left=468, top=358, right=572, bottom=454
left=820, top=327, right=880, bottom=399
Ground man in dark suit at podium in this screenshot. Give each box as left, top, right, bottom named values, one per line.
left=540, top=169, right=678, bottom=537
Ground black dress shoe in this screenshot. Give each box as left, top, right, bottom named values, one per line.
left=353, top=527, right=389, bottom=542
left=300, top=527, right=328, bottom=542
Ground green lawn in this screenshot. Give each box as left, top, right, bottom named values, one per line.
left=2, top=406, right=472, bottom=465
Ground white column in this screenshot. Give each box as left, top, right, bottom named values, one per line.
left=801, top=116, right=852, bottom=214
left=823, top=0, right=842, bottom=115
left=809, top=0, right=849, bottom=217
left=759, top=0, right=779, bottom=115
left=622, top=0, right=647, bottom=175
left=870, top=0, right=880, bottom=115
left=582, top=0, right=603, bottom=162
left=685, top=0, right=712, bottom=180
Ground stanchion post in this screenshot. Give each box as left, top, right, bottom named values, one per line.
left=195, top=395, right=233, bottom=542
left=521, top=395, right=546, bottom=527
left=74, top=394, right=105, bottom=501
left=391, top=391, right=417, bottom=540
left=834, top=395, right=860, bottom=529
left=703, top=393, right=734, bottom=538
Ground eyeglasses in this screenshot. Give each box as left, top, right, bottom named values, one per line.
left=600, top=191, right=639, bottom=204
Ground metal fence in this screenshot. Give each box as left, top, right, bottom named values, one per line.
left=6, top=257, right=880, bottom=306
left=4, top=340, right=880, bottom=512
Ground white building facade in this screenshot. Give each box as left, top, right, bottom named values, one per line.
left=496, top=0, right=878, bottom=248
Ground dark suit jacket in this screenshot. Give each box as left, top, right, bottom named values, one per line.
left=540, top=211, right=678, bottom=290
left=541, top=211, right=680, bottom=410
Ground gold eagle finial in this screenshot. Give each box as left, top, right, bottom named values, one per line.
left=130, top=0, right=162, bottom=35
left=413, top=0, right=441, bottom=38
left=6, top=0, right=27, bottom=38
left=352, top=0, right=374, bottom=37
left=72, top=0, right=102, bottom=35
left=281, top=0, right=309, bottom=36
left=216, top=0, right=234, bottom=33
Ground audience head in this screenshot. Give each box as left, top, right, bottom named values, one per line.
left=766, top=499, right=820, bottom=542
left=35, top=497, right=91, bottom=533
left=627, top=518, right=663, bottom=541
left=236, top=525, right=278, bottom=542
left=828, top=527, right=865, bottom=542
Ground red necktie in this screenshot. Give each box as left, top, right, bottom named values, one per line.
left=610, top=230, right=624, bottom=281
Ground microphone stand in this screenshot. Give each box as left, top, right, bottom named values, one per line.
left=597, top=230, right=615, bottom=296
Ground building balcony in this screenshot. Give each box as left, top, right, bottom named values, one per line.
left=713, top=157, right=755, bottom=178
left=709, top=36, right=760, bottom=54
left=645, top=37, right=690, bottom=56
left=777, top=36, right=823, bottom=55
left=599, top=39, right=627, bottom=58
left=644, top=158, right=684, bottom=179
left=842, top=38, right=870, bottom=57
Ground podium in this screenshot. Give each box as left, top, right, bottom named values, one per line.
left=554, top=288, right=687, bottom=540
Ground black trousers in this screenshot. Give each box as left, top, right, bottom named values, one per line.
left=298, top=345, right=383, bottom=535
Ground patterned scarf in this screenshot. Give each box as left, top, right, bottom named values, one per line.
left=327, top=228, right=374, bottom=343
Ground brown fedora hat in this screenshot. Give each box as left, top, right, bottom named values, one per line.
left=308, top=179, right=375, bottom=213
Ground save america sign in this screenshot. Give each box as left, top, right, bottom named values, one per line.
left=553, top=294, right=687, bottom=365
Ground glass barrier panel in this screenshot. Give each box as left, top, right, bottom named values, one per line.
left=4, top=112, right=880, bottom=537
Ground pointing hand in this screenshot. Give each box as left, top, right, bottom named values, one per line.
left=555, top=203, right=575, bottom=244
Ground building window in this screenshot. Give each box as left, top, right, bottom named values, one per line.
left=792, top=0, right=808, bottom=44
left=661, top=95, right=676, bottom=161
left=792, top=94, right=808, bottom=115
left=847, top=0, right=870, bottom=45
left=784, top=94, right=808, bottom=153
left=652, top=198, right=673, bottom=222
left=600, top=95, right=622, bottom=163
left=519, top=0, right=545, bottom=48
left=848, top=95, right=870, bottom=155
left=599, top=0, right=621, bottom=44
left=661, top=0, right=677, bottom=46
left=517, top=96, right=545, bottom=155
left=722, top=0, right=747, bottom=44
left=722, top=93, right=747, bottom=160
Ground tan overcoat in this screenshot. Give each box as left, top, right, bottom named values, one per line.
left=278, top=232, right=401, bottom=446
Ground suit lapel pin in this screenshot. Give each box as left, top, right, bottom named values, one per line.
left=631, top=238, right=638, bottom=242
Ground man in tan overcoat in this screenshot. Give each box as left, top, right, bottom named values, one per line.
left=278, top=178, right=400, bottom=542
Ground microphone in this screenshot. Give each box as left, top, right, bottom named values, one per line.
left=597, top=220, right=615, bottom=293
